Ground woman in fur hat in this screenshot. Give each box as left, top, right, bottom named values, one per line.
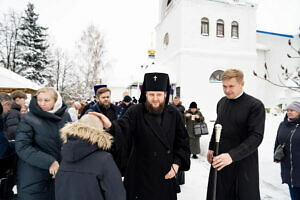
left=55, top=114, right=126, bottom=200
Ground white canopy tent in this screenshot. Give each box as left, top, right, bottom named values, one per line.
left=0, top=67, right=40, bottom=96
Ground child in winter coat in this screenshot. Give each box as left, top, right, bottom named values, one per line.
left=55, top=114, right=126, bottom=200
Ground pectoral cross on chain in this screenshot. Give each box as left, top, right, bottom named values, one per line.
left=153, top=75, right=157, bottom=81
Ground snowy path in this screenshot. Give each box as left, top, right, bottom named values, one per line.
left=177, top=156, right=210, bottom=200
left=178, top=156, right=290, bottom=200
left=11, top=114, right=291, bottom=199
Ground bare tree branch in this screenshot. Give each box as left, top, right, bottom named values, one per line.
left=254, top=38, right=300, bottom=93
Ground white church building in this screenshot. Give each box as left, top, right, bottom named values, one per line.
left=145, top=0, right=300, bottom=119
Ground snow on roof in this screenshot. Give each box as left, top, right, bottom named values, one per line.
left=0, top=67, right=40, bottom=90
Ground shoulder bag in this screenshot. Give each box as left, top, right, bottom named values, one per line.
left=194, top=121, right=209, bottom=136
left=274, top=123, right=299, bottom=162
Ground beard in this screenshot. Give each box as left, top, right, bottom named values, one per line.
left=145, top=100, right=165, bottom=115
left=99, top=101, right=110, bottom=109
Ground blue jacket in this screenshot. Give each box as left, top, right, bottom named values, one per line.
left=85, top=102, right=123, bottom=120
left=275, top=115, right=300, bottom=187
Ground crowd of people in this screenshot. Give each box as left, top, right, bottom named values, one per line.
left=0, top=69, right=299, bottom=200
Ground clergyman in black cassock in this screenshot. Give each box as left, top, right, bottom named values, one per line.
left=92, top=72, right=190, bottom=200
left=206, top=69, right=265, bottom=200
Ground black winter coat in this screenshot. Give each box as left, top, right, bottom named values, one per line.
left=174, top=103, right=185, bottom=115
left=120, top=102, right=133, bottom=117
left=275, top=115, right=300, bottom=187
left=0, top=104, right=15, bottom=179
left=171, top=103, right=185, bottom=120
left=4, top=102, right=21, bottom=140
left=0, top=107, right=15, bottom=159
left=15, top=97, right=71, bottom=200
left=55, top=122, right=126, bottom=200
left=112, top=103, right=190, bottom=200
left=207, top=93, right=265, bottom=200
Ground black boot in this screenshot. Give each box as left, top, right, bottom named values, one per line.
left=192, top=154, right=198, bottom=159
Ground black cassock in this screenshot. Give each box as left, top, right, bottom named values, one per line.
left=112, top=103, right=190, bottom=200
left=207, top=93, right=265, bottom=200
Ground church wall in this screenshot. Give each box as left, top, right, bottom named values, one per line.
left=156, top=0, right=184, bottom=63
left=178, top=49, right=256, bottom=121
left=155, top=0, right=299, bottom=117
left=255, top=32, right=300, bottom=107
left=156, top=0, right=258, bottom=118
left=181, top=0, right=257, bottom=53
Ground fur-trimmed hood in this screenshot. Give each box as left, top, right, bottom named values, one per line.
left=60, top=122, right=113, bottom=162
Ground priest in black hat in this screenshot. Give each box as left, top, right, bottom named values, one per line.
left=90, top=72, right=190, bottom=200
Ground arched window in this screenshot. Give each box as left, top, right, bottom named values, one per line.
left=201, top=17, right=209, bottom=36
left=231, top=21, right=239, bottom=38
left=209, top=70, right=224, bottom=82
left=216, top=19, right=224, bottom=38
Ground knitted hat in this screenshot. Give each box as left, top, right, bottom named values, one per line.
left=286, top=101, right=300, bottom=114
left=123, top=95, right=132, bottom=102
left=189, top=102, right=197, bottom=109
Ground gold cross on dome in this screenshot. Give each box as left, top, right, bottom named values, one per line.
left=153, top=75, right=157, bottom=81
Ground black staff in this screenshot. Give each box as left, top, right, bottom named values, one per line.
left=212, top=124, right=222, bottom=200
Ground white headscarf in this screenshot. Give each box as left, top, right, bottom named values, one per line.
left=47, top=89, right=63, bottom=113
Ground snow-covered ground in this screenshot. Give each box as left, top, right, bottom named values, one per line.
left=12, top=113, right=290, bottom=199
left=178, top=113, right=290, bottom=200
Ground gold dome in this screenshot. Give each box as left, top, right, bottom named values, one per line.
left=148, top=49, right=156, bottom=56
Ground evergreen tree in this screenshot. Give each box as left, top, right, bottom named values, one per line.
left=16, top=3, right=49, bottom=85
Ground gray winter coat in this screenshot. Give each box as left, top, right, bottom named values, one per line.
left=15, top=97, right=71, bottom=200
